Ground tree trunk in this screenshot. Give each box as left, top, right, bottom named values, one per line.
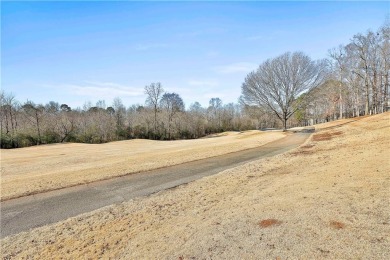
left=154, top=105, right=157, bottom=139
left=339, top=90, right=343, bottom=120
left=365, top=85, right=370, bottom=116
left=4, top=110, right=9, bottom=134
left=168, top=116, right=171, bottom=140
left=35, top=110, right=41, bottom=145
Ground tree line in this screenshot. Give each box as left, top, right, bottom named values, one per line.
left=1, top=90, right=271, bottom=148
left=305, top=21, right=389, bottom=123
left=1, top=22, right=388, bottom=148
left=241, top=21, right=389, bottom=128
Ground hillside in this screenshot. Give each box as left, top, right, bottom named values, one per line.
left=2, top=112, right=389, bottom=259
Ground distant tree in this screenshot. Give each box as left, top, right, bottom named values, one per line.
left=57, top=110, right=76, bottom=142
left=208, top=97, right=223, bottom=131
left=106, top=107, right=115, bottom=115
left=241, top=52, right=326, bottom=131
left=22, top=101, right=45, bottom=144
left=144, top=82, right=164, bottom=138
left=136, top=105, right=145, bottom=112
left=329, top=46, right=348, bottom=119
left=379, top=22, right=390, bottom=112
left=221, top=103, right=235, bottom=130
left=45, top=101, right=60, bottom=113
left=160, top=92, right=184, bottom=139
left=189, top=102, right=206, bottom=138
left=96, top=100, right=106, bottom=109
left=190, top=102, right=202, bottom=113
left=293, top=94, right=308, bottom=125
left=0, top=92, right=19, bottom=148
left=112, top=97, right=125, bottom=124
left=112, top=97, right=127, bottom=139
left=88, top=107, right=99, bottom=113
left=60, top=104, right=71, bottom=112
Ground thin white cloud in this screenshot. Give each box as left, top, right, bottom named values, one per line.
left=65, top=81, right=144, bottom=99
left=201, top=89, right=242, bottom=105
left=214, top=62, right=258, bottom=74
left=188, top=79, right=219, bottom=88
left=203, top=92, right=227, bottom=100
left=165, top=86, right=192, bottom=95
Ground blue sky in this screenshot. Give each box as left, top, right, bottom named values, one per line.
left=2, top=1, right=389, bottom=109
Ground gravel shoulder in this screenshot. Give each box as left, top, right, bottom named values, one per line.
left=2, top=113, right=389, bottom=259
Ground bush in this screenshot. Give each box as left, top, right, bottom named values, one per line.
left=0, top=134, right=13, bottom=149
left=42, top=131, right=60, bottom=144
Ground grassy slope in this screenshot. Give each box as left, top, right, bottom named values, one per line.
left=1, top=130, right=284, bottom=200
left=2, top=113, right=389, bottom=259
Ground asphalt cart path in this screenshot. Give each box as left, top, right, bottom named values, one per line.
left=1, top=133, right=310, bottom=238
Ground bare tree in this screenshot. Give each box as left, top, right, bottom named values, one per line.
left=58, top=111, right=76, bottom=142
left=329, top=45, right=348, bottom=119
left=160, top=92, right=184, bottom=139
left=0, top=92, right=20, bottom=147
left=144, top=82, right=164, bottom=138
left=241, top=52, right=326, bottom=130
left=351, top=33, right=373, bottom=115
left=208, top=97, right=223, bottom=131
left=22, top=101, right=45, bottom=144
left=379, top=22, right=390, bottom=112
left=112, top=97, right=126, bottom=139
left=188, top=102, right=206, bottom=138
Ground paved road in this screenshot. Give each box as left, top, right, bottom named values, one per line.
left=1, top=133, right=310, bottom=238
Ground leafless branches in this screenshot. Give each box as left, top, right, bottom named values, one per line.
left=241, top=52, right=326, bottom=130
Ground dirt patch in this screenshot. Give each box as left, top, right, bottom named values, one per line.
left=312, top=131, right=343, bottom=142
left=331, top=131, right=343, bottom=136
left=330, top=221, right=346, bottom=229
left=291, top=150, right=313, bottom=156
left=301, top=144, right=315, bottom=149
left=259, top=219, right=283, bottom=228
left=291, top=144, right=316, bottom=155
left=313, top=132, right=332, bottom=141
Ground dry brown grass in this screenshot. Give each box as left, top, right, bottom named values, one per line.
left=0, top=130, right=285, bottom=201
left=313, top=117, right=366, bottom=130
left=2, top=113, right=389, bottom=259
left=312, top=130, right=343, bottom=141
